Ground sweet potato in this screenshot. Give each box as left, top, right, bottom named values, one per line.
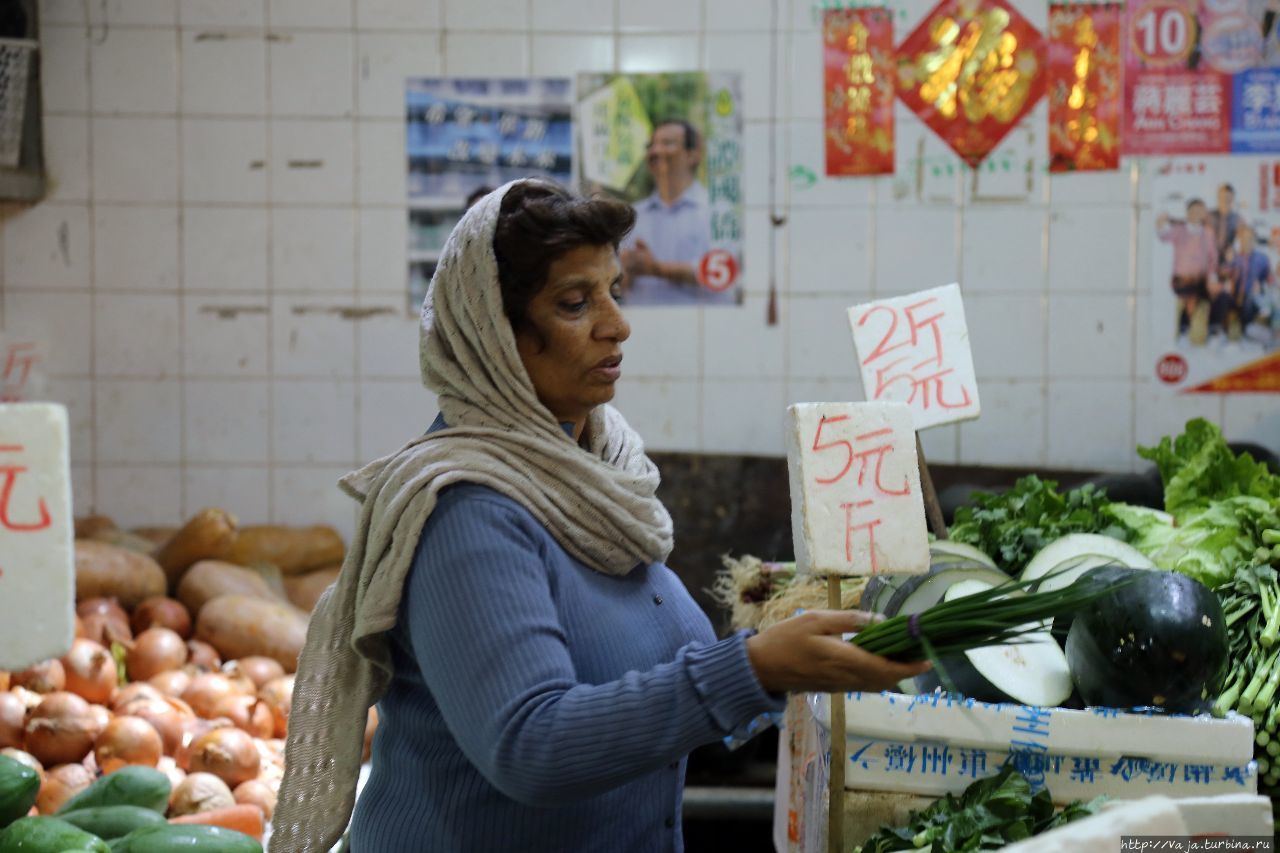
left=88, top=527, right=160, bottom=554
left=215, top=525, right=344, bottom=575
left=176, top=561, right=280, bottom=617
left=154, top=509, right=238, bottom=588
left=131, top=526, right=179, bottom=548
left=195, top=596, right=309, bottom=673
left=75, top=540, right=167, bottom=610
left=281, top=564, right=342, bottom=613
left=168, top=804, right=265, bottom=840
left=74, top=515, right=117, bottom=539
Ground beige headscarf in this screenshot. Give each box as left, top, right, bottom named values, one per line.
left=269, top=180, right=674, bottom=852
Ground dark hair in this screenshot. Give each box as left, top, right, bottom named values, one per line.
left=654, top=118, right=699, bottom=151
left=1220, top=183, right=1236, bottom=196
left=465, top=185, right=493, bottom=209
left=492, top=182, right=635, bottom=332
left=1187, top=198, right=1206, bottom=211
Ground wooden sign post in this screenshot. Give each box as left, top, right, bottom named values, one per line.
left=785, top=401, right=930, bottom=853
left=847, top=283, right=982, bottom=540
left=0, top=404, right=75, bottom=671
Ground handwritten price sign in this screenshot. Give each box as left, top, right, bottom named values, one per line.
left=0, top=404, right=74, bottom=671
left=847, top=283, right=981, bottom=430
left=786, top=402, right=929, bottom=577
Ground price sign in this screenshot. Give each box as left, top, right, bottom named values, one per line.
left=786, top=402, right=929, bottom=577
left=0, top=404, right=74, bottom=671
left=847, top=283, right=981, bottom=431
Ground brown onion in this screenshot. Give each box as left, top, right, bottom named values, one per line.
left=73, top=616, right=86, bottom=640
left=176, top=717, right=233, bottom=771
left=94, top=715, right=163, bottom=774
left=149, top=669, right=191, bottom=699
left=187, top=727, right=258, bottom=788
left=117, top=696, right=191, bottom=756
left=225, top=657, right=284, bottom=691
left=233, top=778, right=276, bottom=821
left=258, top=675, right=294, bottom=739
left=61, top=639, right=118, bottom=706
left=86, top=704, right=110, bottom=738
left=76, top=598, right=132, bottom=645
left=156, top=755, right=186, bottom=799
left=36, top=762, right=93, bottom=814
left=207, top=693, right=273, bottom=739
left=111, top=682, right=163, bottom=712
left=11, top=686, right=44, bottom=712
left=127, top=628, right=188, bottom=682
left=131, top=597, right=192, bottom=639
left=186, top=640, right=221, bottom=672
left=181, top=674, right=242, bottom=720
left=13, top=660, right=65, bottom=694
left=24, top=692, right=99, bottom=766
left=0, top=691, right=26, bottom=749
left=169, top=771, right=234, bottom=816
left=81, top=747, right=99, bottom=778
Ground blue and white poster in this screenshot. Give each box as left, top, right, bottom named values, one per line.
left=405, top=78, right=574, bottom=313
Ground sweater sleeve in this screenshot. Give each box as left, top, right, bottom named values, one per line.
left=398, top=489, right=781, bottom=807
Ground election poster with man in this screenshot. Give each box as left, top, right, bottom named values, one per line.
left=1148, top=155, right=1280, bottom=392
left=1124, top=0, right=1280, bottom=154
left=576, top=72, right=745, bottom=308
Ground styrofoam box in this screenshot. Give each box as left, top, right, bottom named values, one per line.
left=816, top=691, right=1258, bottom=801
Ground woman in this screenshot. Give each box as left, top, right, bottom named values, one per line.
left=271, top=180, right=927, bottom=852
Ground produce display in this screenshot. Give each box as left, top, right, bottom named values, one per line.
left=0, top=512, right=363, bottom=852
left=855, top=767, right=1103, bottom=853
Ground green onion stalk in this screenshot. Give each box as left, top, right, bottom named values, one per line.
left=850, top=571, right=1138, bottom=693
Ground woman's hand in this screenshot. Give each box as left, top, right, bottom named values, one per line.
left=745, top=610, right=931, bottom=694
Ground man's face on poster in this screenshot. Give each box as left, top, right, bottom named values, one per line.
left=646, top=123, right=699, bottom=185
left=1219, top=185, right=1235, bottom=213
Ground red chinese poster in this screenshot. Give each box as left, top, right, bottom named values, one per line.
left=895, top=0, right=1046, bottom=168
left=1123, top=0, right=1231, bottom=154
left=824, top=7, right=896, bottom=176
left=1048, top=3, right=1123, bottom=172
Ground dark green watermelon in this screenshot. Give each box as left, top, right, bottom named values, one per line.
left=1066, top=568, right=1228, bottom=714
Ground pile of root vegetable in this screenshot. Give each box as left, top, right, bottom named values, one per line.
left=0, top=508, right=370, bottom=850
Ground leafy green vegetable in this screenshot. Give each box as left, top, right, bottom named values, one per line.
left=856, top=767, right=1104, bottom=852
left=1137, top=418, right=1279, bottom=516
left=949, top=476, right=1129, bottom=574
left=1112, top=497, right=1279, bottom=589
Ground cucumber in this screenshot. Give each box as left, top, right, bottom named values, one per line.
left=59, top=805, right=168, bottom=840
left=111, top=824, right=263, bottom=853
left=56, top=767, right=171, bottom=816
left=0, top=815, right=112, bottom=852
left=0, top=753, right=41, bottom=828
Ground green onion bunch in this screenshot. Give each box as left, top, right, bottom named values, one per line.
left=850, top=571, right=1136, bottom=668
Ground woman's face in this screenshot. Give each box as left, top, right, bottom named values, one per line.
left=515, top=243, right=630, bottom=437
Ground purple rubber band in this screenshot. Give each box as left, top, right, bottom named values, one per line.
left=908, top=613, right=921, bottom=641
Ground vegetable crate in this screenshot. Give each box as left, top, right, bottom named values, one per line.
left=824, top=691, right=1257, bottom=802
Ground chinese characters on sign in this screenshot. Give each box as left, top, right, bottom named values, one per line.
left=824, top=7, right=895, bottom=176
left=1048, top=3, right=1122, bottom=172
left=0, top=404, right=74, bottom=672
left=786, top=402, right=929, bottom=577
left=896, top=0, right=1046, bottom=167
left=848, top=283, right=982, bottom=430
left=0, top=337, right=46, bottom=402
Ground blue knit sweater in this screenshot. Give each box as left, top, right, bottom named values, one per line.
left=347, top=453, right=782, bottom=851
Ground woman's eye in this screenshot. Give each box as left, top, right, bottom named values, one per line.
left=561, top=299, right=588, bottom=313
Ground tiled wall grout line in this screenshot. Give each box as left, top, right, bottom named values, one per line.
left=263, top=0, right=276, bottom=523
left=175, top=19, right=188, bottom=519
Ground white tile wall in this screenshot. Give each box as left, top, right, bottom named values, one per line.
left=5, top=0, right=1272, bottom=536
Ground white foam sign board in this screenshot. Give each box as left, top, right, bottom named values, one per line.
left=847, top=283, right=981, bottom=431
left=786, top=402, right=929, bottom=577
left=0, top=404, right=74, bottom=670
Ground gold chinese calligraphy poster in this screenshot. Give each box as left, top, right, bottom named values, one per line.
left=1049, top=3, right=1122, bottom=172
left=824, top=7, right=896, bottom=176
left=895, top=0, right=1046, bottom=168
